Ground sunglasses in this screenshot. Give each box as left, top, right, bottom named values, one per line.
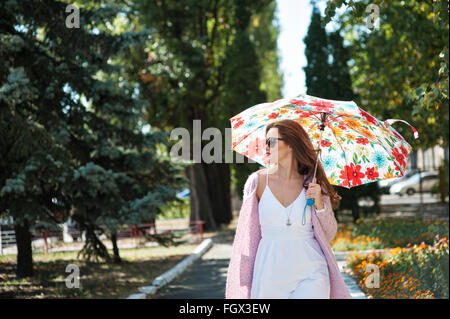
left=265, top=137, right=284, bottom=148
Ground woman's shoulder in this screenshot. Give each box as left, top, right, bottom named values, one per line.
left=252, top=167, right=268, bottom=183
left=244, top=168, right=267, bottom=195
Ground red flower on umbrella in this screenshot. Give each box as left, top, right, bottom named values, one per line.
left=393, top=161, right=402, bottom=172
left=356, top=137, right=369, bottom=145
left=294, top=110, right=311, bottom=117
left=244, top=137, right=265, bottom=158
left=233, top=119, right=244, bottom=129
left=339, top=163, right=365, bottom=187
left=290, top=99, right=308, bottom=107
left=338, top=123, right=347, bottom=131
left=235, top=133, right=250, bottom=146
left=392, top=147, right=406, bottom=168
left=399, top=145, right=408, bottom=156
left=365, top=167, right=379, bottom=181
left=268, top=112, right=280, bottom=119
left=320, top=139, right=332, bottom=148
left=308, top=100, right=335, bottom=113
left=359, top=109, right=378, bottom=126
left=391, top=129, right=405, bottom=141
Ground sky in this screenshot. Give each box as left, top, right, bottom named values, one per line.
left=275, top=0, right=341, bottom=99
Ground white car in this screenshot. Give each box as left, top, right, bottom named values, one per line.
left=389, top=171, right=439, bottom=196
left=378, top=169, right=418, bottom=194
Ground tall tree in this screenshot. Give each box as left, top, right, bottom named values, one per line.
left=303, top=6, right=333, bottom=97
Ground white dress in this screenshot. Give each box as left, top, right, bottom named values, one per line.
left=250, top=169, right=330, bottom=299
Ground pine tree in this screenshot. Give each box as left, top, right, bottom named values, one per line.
left=0, top=0, right=187, bottom=276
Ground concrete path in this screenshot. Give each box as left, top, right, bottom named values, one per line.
left=153, top=233, right=231, bottom=299
left=153, top=230, right=367, bottom=299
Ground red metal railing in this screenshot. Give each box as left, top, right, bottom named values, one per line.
left=189, top=221, right=204, bottom=244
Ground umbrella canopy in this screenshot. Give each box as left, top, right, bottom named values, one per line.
left=230, top=93, right=418, bottom=188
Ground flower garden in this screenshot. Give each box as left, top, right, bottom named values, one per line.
left=331, top=219, right=449, bottom=299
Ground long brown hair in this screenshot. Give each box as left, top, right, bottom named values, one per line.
left=265, top=119, right=342, bottom=210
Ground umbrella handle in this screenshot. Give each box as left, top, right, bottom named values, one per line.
left=308, top=124, right=324, bottom=207
left=383, top=119, right=419, bottom=139
left=308, top=112, right=328, bottom=207
left=307, top=150, right=321, bottom=207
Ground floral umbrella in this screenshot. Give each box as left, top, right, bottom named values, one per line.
left=230, top=93, right=419, bottom=189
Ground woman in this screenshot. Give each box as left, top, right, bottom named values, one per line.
left=225, top=119, right=352, bottom=299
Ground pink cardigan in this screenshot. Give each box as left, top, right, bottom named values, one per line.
left=225, top=168, right=352, bottom=299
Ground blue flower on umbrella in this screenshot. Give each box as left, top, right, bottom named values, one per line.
left=321, top=155, right=337, bottom=171
left=371, top=151, right=387, bottom=168
left=343, top=103, right=357, bottom=109
left=244, top=121, right=256, bottom=130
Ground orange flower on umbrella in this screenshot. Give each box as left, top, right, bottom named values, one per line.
left=342, top=118, right=363, bottom=131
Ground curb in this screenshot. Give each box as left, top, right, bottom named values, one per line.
left=126, top=238, right=214, bottom=299
left=336, top=260, right=367, bottom=299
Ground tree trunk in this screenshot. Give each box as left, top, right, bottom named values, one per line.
left=77, top=221, right=111, bottom=262
left=439, top=164, right=447, bottom=203
left=351, top=203, right=360, bottom=223
left=111, top=232, right=121, bottom=263
left=203, top=162, right=232, bottom=226
left=187, top=162, right=232, bottom=231
left=187, top=163, right=217, bottom=231
left=14, top=220, right=33, bottom=278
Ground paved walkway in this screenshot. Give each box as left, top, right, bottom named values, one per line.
left=153, top=233, right=231, bottom=299
left=153, top=230, right=367, bottom=299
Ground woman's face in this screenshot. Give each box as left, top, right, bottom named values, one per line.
left=265, top=127, right=291, bottom=164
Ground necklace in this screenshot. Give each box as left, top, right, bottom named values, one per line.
left=283, top=179, right=295, bottom=226
left=286, top=204, right=293, bottom=226
left=283, top=175, right=305, bottom=226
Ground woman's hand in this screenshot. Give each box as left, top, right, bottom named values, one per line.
left=306, top=182, right=324, bottom=210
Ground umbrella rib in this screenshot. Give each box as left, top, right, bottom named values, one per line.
left=328, top=125, right=352, bottom=188
left=305, top=112, right=327, bottom=135
left=306, top=119, right=319, bottom=135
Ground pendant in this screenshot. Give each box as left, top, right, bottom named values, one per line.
left=286, top=218, right=292, bottom=226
